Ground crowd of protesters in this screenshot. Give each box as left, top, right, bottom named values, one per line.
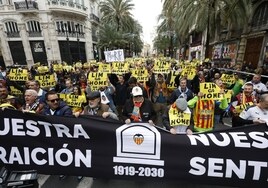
left=0, top=58, right=268, bottom=137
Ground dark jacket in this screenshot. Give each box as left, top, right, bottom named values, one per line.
left=168, top=87, right=194, bottom=104
left=42, top=101, right=72, bottom=116
left=122, top=98, right=156, bottom=122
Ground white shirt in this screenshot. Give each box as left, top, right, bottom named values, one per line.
left=239, top=106, right=268, bottom=123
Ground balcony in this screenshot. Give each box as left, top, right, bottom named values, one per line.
left=57, top=31, right=85, bottom=39
left=28, top=31, right=42, bottom=37
left=14, top=1, right=38, bottom=11
left=6, top=31, right=20, bottom=38
left=47, top=0, right=87, bottom=17
left=90, top=13, right=100, bottom=25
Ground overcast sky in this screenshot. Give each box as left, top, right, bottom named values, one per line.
left=131, top=0, right=163, bottom=46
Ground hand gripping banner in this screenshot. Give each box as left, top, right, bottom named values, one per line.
left=0, top=109, right=267, bottom=187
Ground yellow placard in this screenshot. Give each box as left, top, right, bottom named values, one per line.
left=63, top=65, right=73, bottom=72
left=98, top=63, right=111, bottom=73
left=180, top=68, right=196, bottom=80
left=221, top=74, right=235, bottom=85
left=9, top=86, right=23, bottom=96
left=224, top=89, right=233, bottom=103
left=66, top=94, right=86, bottom=107
left=75, top=62, right=83, bottom=69
left=59, top=93, right=67, bottom=101
left=153, top=60, right=170, bottom=74
left=9, top=68, right=28, bottom=81
left=53, top=64, right=63, bottom=72
left=167, top=71, right=180, bottom=89
left=37, top=66, right=49, bottom=74
left=168, top=107, right=191, bottom=126
left=200, top=82, right=223, bottom=100
left=112, top=62, right=129, bottom=74
left=83, top=62, right=90, bottom=69
left=35, top=74, right=56, bottom=88
left=131, top=68, right=148, bottom=83
left=235, top=102, right=254, bottom=114
left=88, top=72, right=108, bottom=91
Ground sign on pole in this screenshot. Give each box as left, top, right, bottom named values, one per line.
left=104, top=49, right=125, bottom=62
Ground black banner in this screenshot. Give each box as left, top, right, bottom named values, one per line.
left=0, top=109, right=267, bottom=187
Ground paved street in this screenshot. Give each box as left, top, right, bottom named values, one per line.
left=38, top=118, right=236, bottom=188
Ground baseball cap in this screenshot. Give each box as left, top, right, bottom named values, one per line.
left=175, top=98, right=188, bottom=111
left=132, top=86, right=143, bottom=97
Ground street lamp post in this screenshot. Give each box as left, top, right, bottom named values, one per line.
left=63, top=22, right=72, bottom=64
left=75, top=24, right=81, bottom=61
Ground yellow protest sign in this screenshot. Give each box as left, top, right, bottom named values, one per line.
left=9, top=68, right=28, bottom=81
left=153, top=61, right=170, bottom=74
left=167, top=71, right=180, bottom=89
left=168, top=107, right=191, bottom=126
left=35, top=74, right=56, bottom=88
left=131, top=68, right=148, bottom=83
left=200, top=82, right=223, bottom=100
left=83, top=62, right=90, bottom=69
left=53, top=64, right=63, bottom=72
left=75, top=62, right=83, bottom=69
left=180, top=68, right=196, bottom=80
left=98, top=63, right=111, bottom=73
left=59, top=93, right=67, bottom=101
left=112, top=62, right=129, bottom=74
left=88, top=72, right=108, bottom=91
left=221, top=74, right=236, bottom=85
left=37, top=66, right=49, bottom=74
left=63, top=65, right=73, bottom=72
left=235, top=102, right=254, bottom=114
left=9, top=86, right=23, bottom=96
left=224, top=89, right=233, bottom=103
left=66, top=94, right=86, bottom=107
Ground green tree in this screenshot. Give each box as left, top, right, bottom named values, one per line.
left=100, top=0, right=135, bottom=32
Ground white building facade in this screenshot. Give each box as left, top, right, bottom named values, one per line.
left=0, top=0, right=100, bottom=68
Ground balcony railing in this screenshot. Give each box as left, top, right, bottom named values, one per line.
left=90, top=13, right=100, bottom=23
left=6, top=32, right=20, bottom=38
left=14, top=1, right=38, bottom=10
left=57, top=31, right=85, bottom=39
left=28, top=31, right=42, bottom=37
left=48, top=0, right=87, bottom=11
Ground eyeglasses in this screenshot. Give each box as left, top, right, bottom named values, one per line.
left=48, top=98, right=60, bottom=103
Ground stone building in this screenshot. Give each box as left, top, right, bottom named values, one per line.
left=0, top=0, right=100, bottom=68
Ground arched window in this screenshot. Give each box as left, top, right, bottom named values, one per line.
left=26, top=20, right=42, bottom=37
left=252, top=2, right=268, bottom=30
left=5, top=21, right=19, bottom=37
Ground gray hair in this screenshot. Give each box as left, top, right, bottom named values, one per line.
left=25, top=89, right=38, bottom=97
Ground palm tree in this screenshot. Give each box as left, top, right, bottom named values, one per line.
left=99, top=0, right=135, bottom=32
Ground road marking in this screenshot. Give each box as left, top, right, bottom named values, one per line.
left=77, top=177, right=93, bottom=188
left=37, top=174, right=50, bottom=187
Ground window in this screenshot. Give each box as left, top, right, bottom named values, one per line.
left=5, top=21, right=19, bottom=33
left=27, top=21, right=41, bottom=32
left=252, top=2, right=268, bottom=29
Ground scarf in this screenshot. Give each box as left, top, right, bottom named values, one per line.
left=131, top=101, right=143, bottom=122
left=178, top=86, right=189, bottom=99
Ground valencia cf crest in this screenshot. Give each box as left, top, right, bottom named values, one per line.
left=133, top=134, right=144, bottom=145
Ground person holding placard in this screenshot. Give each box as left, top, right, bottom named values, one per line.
left=162, top=98, right=193, bottom=135
left=187, top=90, right=228, bottom=133
left=230, top=83, right=257, bottom=121
left=232, top=93, right=268, bottom=126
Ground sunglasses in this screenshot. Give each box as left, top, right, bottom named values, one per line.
left=48, top=98, right=60, bottom=103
